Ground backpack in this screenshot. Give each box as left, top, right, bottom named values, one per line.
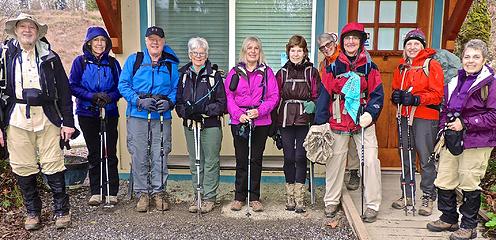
left=280, top=65, right=314, bottom=99
left=181, top=64, right=222, bottom=105
left=421, top=49, right=462, bottom=85
left=80, top=55, right=119, bottom=81
left=133, top=51, right=172, bottom=80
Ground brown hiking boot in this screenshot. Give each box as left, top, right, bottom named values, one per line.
left=153, top=194, right=170, bottom=211
left=55, top=213, right=71, bottom=229
left=294, top=183, right=306, bottom=213
left=391, top=196, right=412, bottom=209
left=108, top=196, right=118, bottom=205
left=324, top=204, right=339, bottom=218
left=250, top=201, right=264, bottom=212
left=362, top=208, right=378, bottom=223
left=230, top=200, right=244, bottom=211
left=427, top=219, right=459, bottom=232
left=450, top=228, right=477, bottom=240
left=24, top=214, right=41, bottom=231
left=285, top=183, right=295, bottom=211
left=88, top=195, right=102, bottom=206
left=189, top=199, right=199, bottom=213
left=418, top=195, right=434, bottom=216
left=200, top=201, right=215, bottom=213
left=136, top=194, right=149, bottom=212
left=345, top=170, right=360, bottom=191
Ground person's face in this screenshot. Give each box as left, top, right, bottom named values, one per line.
left=289, top=46, right=305, bottom=64
left=319, top=40, right=336, bottom=57
left=189, top=47, right=207, bottom=68
left=145, top=34, right=165, bottom=56
left=90, top=36, right=107, bottom=56
left=245, top=41, right=260, bottom=65
left=462, top=47, right=485, bottom=74
left=404, top=39, right=423, bottom=59
left=343, top=35, right=360, bottom=56
left=14, top=20, right=38, bottom=47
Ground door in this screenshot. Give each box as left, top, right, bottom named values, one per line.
left=348, top=0, right=434, bottom=168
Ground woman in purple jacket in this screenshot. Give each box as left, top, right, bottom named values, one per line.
left=225, top=36, right=279, bottom=212
left=427, top=39, right=496, bottom=240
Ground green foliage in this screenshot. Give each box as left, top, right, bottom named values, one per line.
left=486, top=212, right=496, bottom=229
left=0, top=159, right=24, bottom=210
left=455, top=0, right=491, bottom=57
left=86, top=0, right=98, bottom=11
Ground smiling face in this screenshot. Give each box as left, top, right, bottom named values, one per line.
left=289, top=46, right=305, bottom=64
left=189, top=47, right=207, bottom=69
left=90, top=36, right=107, bottom=57
left=404, top=39, right=423, bottom=59
left=319, top=40, right=336, bottom=57
left=245, top=41, right=260, bottom=65
left=145, top=34, right=165, bottom=57
left=14, top=20, right=38, bottom=48
left=462, top=47, right=485, bottom=74
left=343, top=35, right=360, bottom=56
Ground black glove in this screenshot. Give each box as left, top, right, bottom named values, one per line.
left=189, top=113, right=203, bottom=122
left=401, top=92, right=420, bottom=106
left=185, top=101, right=204, bottom=117
left=156, top=100, right=170, bottom=114
left=391, top=90, right=403, bottom=104
left=138, top=98, right=157, bottom=112
left=92, top=92, right=111, bottom=107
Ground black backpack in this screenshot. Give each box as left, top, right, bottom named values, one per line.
left=132, top=51, right=172, bottom=79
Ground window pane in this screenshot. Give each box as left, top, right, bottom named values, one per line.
left=236, top=0, right=313, bottom=67
left=155, top=0, right=229, bottom=70
left=401, top=1, right=418, bottom=23
left=399, top=28, right=415, bottom=50
left=379, top=1, right=396, bottom=23
left=378, top=28, right=394, bottom=50
left=364, top=27, right=374, bottom=50
left=358, top=0, right=375, bottom=23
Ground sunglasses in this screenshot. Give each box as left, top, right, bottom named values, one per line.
left=319, top=41, right=335, bottom=52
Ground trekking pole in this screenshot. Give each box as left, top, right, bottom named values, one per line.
left=406, top=105, right=416, bottom=216
left=146, top=111, right=152, bottom=207
left=397, top=102, right=408, bottom=216
left=310, top=161, right=315, bottom=206
left=159, top=112, right=165, bottom=214
left=360, top=105, right=365, bottom=216
left=100, top=107, right=112, bottom=207
left=246, top=120, right=253, bottom=217
left=99, top=107, right=104, bottom=205
left=193, top=120, right=202, bottom=217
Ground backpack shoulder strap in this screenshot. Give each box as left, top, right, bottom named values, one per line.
left=209, top=69, right=217, bottom=88
left=80, top=55, right=87, bottom=72
left=423, top=57, right=432, bottom=77
left=481, top=84, right=489, bottom=101
left=132, top=52, right=144, bottom=77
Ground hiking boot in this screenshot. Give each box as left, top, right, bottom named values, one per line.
left=418, top=195, right=434, bottom=216
left=294, top=183, right=306, bottom=213
left=324, top=204, right=339, bottom=218
left=55, top=213, right=71, bottom=229
left=285, top=183, right=295, bottom=211
left=449, top=228, right=477, bottom=240
left=391, top=196, right=413, bottom=209
left=153, top=194, right=170, bottom=211
left=201, top=201, right=215, bottom=213
left=136, top=194, right=149, bottom=212
left=107, top=196, right=118, bottom=205
left=362, top=208, right=378, bottom=223
left=250, top=201, right=264, bottom=212
left=88, top=195, right=102, bottom=206
left=427, top=219, right=459, bottom=232
left=230, top=200, right=244, bottom=211
left=346, top=170, right=360, bottom=191
left=189, top=200, right=199, bottom=213
left=24, top=214, right=41, bottom=231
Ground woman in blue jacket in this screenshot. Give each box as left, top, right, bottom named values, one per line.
left=69, top=26, right=122, bottom=206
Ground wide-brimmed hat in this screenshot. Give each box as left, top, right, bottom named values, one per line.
left=5, top=13, right=48, bottom=39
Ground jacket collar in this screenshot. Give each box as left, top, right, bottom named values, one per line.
left=447, top=65, right=493, bottom=99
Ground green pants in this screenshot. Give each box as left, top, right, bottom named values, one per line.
left=184, top=126, right=222, bottom=201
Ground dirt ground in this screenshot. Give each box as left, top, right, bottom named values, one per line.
left=8, top=180, right=356, bottom=240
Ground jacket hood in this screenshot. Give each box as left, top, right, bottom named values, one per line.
left=144, top=44, right=180, bottom=65
left=339, top=22, right=367, bottom=53
left=82, top=26, right=112, bottom=59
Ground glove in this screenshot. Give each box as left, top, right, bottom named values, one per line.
left=401, top=92, right=420, bottom=106
left=156, top=100, right=170, bottom=114
left=138, top=98, right=157, bottom=112
left=185, top=102, right=204, bottom=117
left=391, top=90, right=403, bottom=104
left=359, top=112, right=372, bottom=128
left=189, top=113, right=203, bottom=122
left=303, top=101, right=316, bottom=114
left=92, top=92, right=111, bottom=107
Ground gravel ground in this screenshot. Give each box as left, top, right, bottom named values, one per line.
left=19, top=179, right=356, bottom=240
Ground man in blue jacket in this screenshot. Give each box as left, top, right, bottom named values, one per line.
left=118, top=26, right=179, bottom=212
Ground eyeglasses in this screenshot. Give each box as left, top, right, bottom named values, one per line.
left=344, top=36, right=360, bottom=41
left=319, top=41, right=335, bottom=52
left=190, top=51, right=207, bottom=57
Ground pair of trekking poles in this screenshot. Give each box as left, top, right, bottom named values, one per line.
left=99, top=107, right=113, bottom=207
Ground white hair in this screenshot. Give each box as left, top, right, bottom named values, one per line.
left=188, top=37, right=209, bottom=55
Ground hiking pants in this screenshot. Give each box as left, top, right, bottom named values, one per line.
left=281, top=126, right=308, bottom=184
left=346, top=138, right=359, bottom=170
left=127, top=117, right=171, bottom=196
left=398, top=117, right=438, bottom=199
left=324, top=125, right=382, bottom=211
left=184, top=126, right=222, bottom=201
left=79, top=116, right=119, bottom=196
left=232, top=125, right=269, bottom=202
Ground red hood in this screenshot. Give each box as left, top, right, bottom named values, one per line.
left=339, top=22, right=367, bottom=52
left=400, top=48, right=437, bottom=66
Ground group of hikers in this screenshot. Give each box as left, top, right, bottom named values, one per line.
left=1, top=12, right=495, bottom=240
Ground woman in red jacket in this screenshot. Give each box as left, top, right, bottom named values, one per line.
left=391, top=29, right=444, bottom=216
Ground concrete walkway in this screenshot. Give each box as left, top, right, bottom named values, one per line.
left=347, top=172, right=488, bottom=240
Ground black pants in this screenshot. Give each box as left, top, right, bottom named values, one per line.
left=231, top=125, right=269, bottom=201
left=438, top=188, right=481, bottom=229
left=79, top=116, right=119, bottom=196
left=281, top=126, right=308, bottom=184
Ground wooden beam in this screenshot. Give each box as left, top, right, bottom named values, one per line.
left=442, top=0, right=473, bottom=43
left=96, top=0, right=122, bottom=53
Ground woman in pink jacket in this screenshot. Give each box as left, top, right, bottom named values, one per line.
left=225, top=36, right=279, bottom=212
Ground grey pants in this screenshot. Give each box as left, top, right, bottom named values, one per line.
left=127, top=117, right=171, bottom=195
left=184, top=126, right=222, bottom=201
left=398, top=117, right=438, bottom=199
